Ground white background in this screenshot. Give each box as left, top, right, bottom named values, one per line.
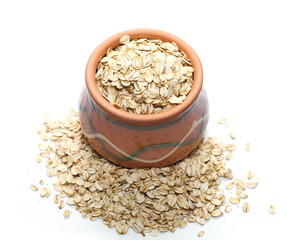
left=1, top=0, right=287, bottom=239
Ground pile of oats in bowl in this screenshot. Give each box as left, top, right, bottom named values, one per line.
left=96, top=35, right=194, bottom=114
left=31, top=111, right=269, bottom=236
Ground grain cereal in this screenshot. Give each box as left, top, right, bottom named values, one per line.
left=96, top=35, right=194, bottom=114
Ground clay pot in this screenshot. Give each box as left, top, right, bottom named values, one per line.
left=79, top=29, right=209, bottom=168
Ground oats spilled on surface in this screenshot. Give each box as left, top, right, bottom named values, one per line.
left=96, top=35, right=194, bottom=114
left=198, top=230, right=205, bottom=237
left=245, top=143, right=251, bottom=151
left=30, top=184, right=38, bottom=192
left=268, top=205, right=276, bottom=214
left=39, top=187, right=51, bottom=197
left=224, top=205, right=232, bottom=213
left=229, top=131, right=236, bottom=140
left=63, top=210, right=71, bottom=218
left=217, top=118, right=227, bottom=125
left=34, top=113, right=238, bottom=235
left=229, top=196, right=240, bottom=204
left=241, top=202, right=250, bottom=213
left=247, top=170, right=254, bottom=180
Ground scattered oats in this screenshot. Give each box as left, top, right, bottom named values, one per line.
left=39, top=151, right=50, bottom=158
left=247, top=170, right=254, bottom=180
left=211, top=148, right=221, bottom=156
left=45, top=188, right=51, bottom=197
left=40, top=132, right=49, bottom=141
left=66, top=198, right=75, bottom=205
left=36, top=126, right=42, bottom=134
left=224, top=168, right=234, bottom=180
left=246, top=181, right=258, bottom=189
left=226, top=144, right=236, bottom=151
left=236, top=190, right=248, bottom=199
left=36, top=154, right=42, bottom=163
left=30, top=184, right=38, bottom=192
left=38, top=144, right=48, bottom=151
left=225, top=181, right=235, bottom=190
left=96, top=36, right=194, bottom=114
left=198, top=230, right=205, bottom=237
left=225, top=150, right=233, bottom=160
left=35, top=114, right=242, bottom=235
left=268, top=205, right=276, bottom=214
left=115, top=221, right=128, bottom=234
left=40, top=188, right=50, bottom=197
left=242, top=202, right=250, bottom=213
left=39, top=180, right=44, bottom=185
left=54, top=195, right=60, bottom=204
left=179, top=220, right=187, bottom=228
left=229, top=131, right=236, bottom=139
left=245, top=143, right=251, bottom=151
left=225, top=205, right=232, bottom=213
left=229, top=196, right=240, bottom=204
left=150, top=229, right=158, bottom=237
left=211, top=209, right=223, bottom=217
left=69, top=108, right=79, bottom=116
left=58, top=200, right=65, bottom=209
left=211, top=198, right=222, bottom=206
left=217, top=118, right=227, bottom=124
left=235, top=178, right=246, bottom=191
left=63, top=210, right=70, bottom=218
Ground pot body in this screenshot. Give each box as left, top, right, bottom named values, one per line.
left=79, top=86, right=209, bottom=168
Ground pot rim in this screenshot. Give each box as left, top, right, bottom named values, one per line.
left=85, top=28, right=203, bottom=125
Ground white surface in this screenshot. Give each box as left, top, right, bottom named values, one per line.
left=1, top=0, right=287, bottom=239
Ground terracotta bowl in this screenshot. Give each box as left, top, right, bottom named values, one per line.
left=79, top=29, right=209, bottom=168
